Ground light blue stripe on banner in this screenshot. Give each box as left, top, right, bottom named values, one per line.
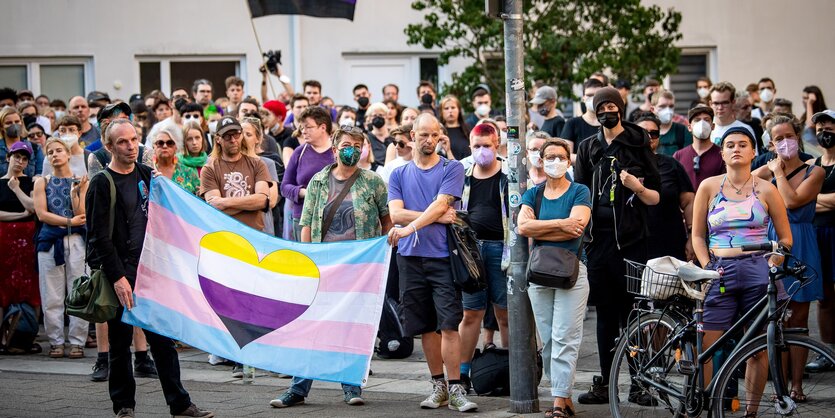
left=123, top=296, right=371, bottom=386
left=150, top=177, right=391, bottom=266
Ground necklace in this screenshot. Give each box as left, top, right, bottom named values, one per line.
left=727, top=174, right=751, bottom=196
left=221, top=155, right=241, bottom=173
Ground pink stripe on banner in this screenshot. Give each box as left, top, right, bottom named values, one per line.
left=136, top=261, right=375, bottom=355
left=317, top=264, right=386, bottom=294
left=147, top=202, right=202, bottom=256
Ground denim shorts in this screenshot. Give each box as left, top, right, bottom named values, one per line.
left=462, top=240, right=508, bottom=311
left=703, top=254, right=769, bottom=331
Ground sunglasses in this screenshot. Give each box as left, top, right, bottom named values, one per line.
left=155, top=140, right=176, bottom=148
left=647, top=130, right=660, bottom=139
left=28, top=131, right=44, bottom=139
left=221, top=131, right=242, bottom=141
left=693, top=155, right=700, bottom=173
left=395, top=140, right=412, bottom=148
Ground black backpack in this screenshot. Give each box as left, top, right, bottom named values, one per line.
left=375, top=296, right=414, bottom=359
left=470, top=345, right=543, bottom=396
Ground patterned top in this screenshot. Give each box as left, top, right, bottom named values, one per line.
left=707, top=176, right=770, bottom=249
left=169, top=158, right=201, bottom=195
left=44, top=176, right=74, bottom=217
left=299, top=164, right=389, bottom=243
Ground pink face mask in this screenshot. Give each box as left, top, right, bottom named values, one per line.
left=776, top=137, right=799, bottom=159
left=472, top=146, right=495, bottom=167
left=360, top=144, right=370, bottom=161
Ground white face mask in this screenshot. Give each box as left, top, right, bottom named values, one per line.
left=475, top=104, right=491, bottom=117
left=500, top=130, right=508, bottom=145
left=543, top=158, right=569, bottom=178
left=60, top=134, right=79, bottom=149
left=762, top=131, right=771, bottom=144
left=528, top=152, right=542, bottom=168
left=697, top=87, right=710, bottom=99
left=208, top=120, right=218, bottom=134
left=759, top=88, right=774, bottom=103
left=657, top=107, right=674, bottom=125
left=54, top=110, right=66, bottom=120
left=691, top=120, right=712, bottom=140
left=88, top=116, right=98, bottom=127
left=339, top=118, right=355, bottom=127
left=584, top=98, right=595, bottom=114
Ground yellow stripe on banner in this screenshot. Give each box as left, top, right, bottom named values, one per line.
left=199, top=231, right=319, bottom=278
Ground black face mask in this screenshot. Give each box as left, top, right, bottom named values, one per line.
left=357, top=97, right=369, bottom=108
left=537, top=105, right=550, bottom=116
left=818, top=130, right=835, bottom=149
left=597, top=111, right=620, bottom=129
left=5, top=124, right=20, bottom=139
left=421, top=94, right=434, bottom=105
left=371, top=116, right=385, bottom=129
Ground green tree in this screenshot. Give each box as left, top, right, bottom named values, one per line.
left=405, top=0, right=682, bottom=109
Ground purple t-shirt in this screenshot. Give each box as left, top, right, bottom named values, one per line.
left=673, top=144, right=725, bottom=190
left=388, top=157, right=465, bottom=258
left=280, top=143, right=335, bottom=219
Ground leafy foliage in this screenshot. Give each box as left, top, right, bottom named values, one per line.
left=405, top=0, right=682, bottom=108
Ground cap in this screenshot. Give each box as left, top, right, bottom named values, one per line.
left=17, top=89, right=34, bottom=100
left=263, top=100, right=287, bottom=121
left=471, top=83, right=491, bottom=99
left=592, top=86, right=625, bottom=115
left=215, top=116, right=242, bottom=137
left=720, top=126, right=756, bottom=146
left=687, top=105, right=714, bottom=122
left=529, top=86, right=557, bottom=105
left=812, top=109, right=835, bottom=124
left=97, top=102, right=132, bottom=121
left=128, top=93, right=143, bottom=104
left=8, top=141, right=33, bottom=159
left=614, top=79, right=632, bottom=90
left=86, top=91, right=111, bottom=104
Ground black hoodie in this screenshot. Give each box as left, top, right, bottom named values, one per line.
left=574, top=120, right=660, bottom=250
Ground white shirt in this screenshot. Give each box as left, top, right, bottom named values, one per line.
left=42, top=152, right=88, bottom=177
left=711, top=119, right=755, bottom=146
left=380, top=157, right=411, bottom=184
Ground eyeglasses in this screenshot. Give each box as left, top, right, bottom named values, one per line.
left=183, top=113, right=201, bottom=120
left=240, top=112, right=258, bottom=118
left=711, top=100, right=731, bottom=108
left=221, top=131, right=242, bottom=141
left=172, top=94, right=189, bottom=101
left=693, top=155, right=701, bottom=173
left=544, top=156, right=569, bottom=163
left=647, top=130, right=660, bottom=139
left=28, top=131, right=44, bottom=139
left=155, top=140, right=176, bottom=148
left=300, top=124, right=320, bottom=132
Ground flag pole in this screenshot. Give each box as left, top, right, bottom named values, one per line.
left=247, top=3, right=277, bottom=99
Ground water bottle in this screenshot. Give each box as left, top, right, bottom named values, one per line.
left=242, top=364, right=255, bottom=384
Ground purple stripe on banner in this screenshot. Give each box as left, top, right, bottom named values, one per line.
left=198, top=275, right=310, bottom=334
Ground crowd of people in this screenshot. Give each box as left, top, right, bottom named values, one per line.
left=0, top=67, right=833, bottom=418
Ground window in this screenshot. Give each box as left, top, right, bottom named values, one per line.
left=137, top=57, right=243, bottom=99
left=40, top=65, right=85, bottom=104
left=669, top=51, right=711, bottom=115
left=0, top=58, right=92, bottom=102
left=420, top=58, right=439, bottom=92
left=0, top=66, right=27, bottom=91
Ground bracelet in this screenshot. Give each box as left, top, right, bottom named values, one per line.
left=636, top=187, right=646, bottom=195
left=409, top=224, right=418, bottom=234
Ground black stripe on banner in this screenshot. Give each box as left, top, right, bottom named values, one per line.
left=248, top=0, right=356, bottom=21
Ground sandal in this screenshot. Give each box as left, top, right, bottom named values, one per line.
left=49, top=345, right=64, bottom=358
left=790, top=389, right=808, bottom=403
left=544, top=406, right=570, bottom=418
left=68, top=345, right=84, bottom=359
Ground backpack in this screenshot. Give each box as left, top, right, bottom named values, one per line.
left=2, top=303, right=39, bottom=354
left=375, top=295, right=414, bottom=359
left=470, top=345, right=543, bottom=396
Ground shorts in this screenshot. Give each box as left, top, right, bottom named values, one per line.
left=397, top=255, right=463, bottom=336
left=462, top=240, right=508, bottom=311
left=703, top=254, right=768, bottom=331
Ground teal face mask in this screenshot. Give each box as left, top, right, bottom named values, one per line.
left=338, top=146, right=360, bottom=166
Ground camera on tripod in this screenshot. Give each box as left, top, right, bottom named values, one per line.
left=263, top=50, right=282, bottom=73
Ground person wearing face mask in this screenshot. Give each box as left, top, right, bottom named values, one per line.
left=457, top=123, right=509, bottom=393
left=270, top=126, right=391, bottom=409
left=674, top=105, right=725, bottom=189
left=353, top=84, right=372, bottom=128
left=751, top=112, right=814, bottom=171
left=634, top=112, right=695, bottom=261
left=464, top=84, right=500, bottom=128
left=560, top=78, right=604, bottom=147
left=627, top=79, right=660, bottom=122
left=734, top=95, right=765, bottom=154
left=751, top=77, right=777, bottom=120
left=517, top=138, right=591, bottom=418
left=526, top=131, right=549, bottom=187
left=0, top=107, right=44, bottom=177
left=651, top=89, right=692, bottom=156
left=365, top=102, right=395, bottom=163
left=573, top=86, right=661, bottom=405
left=43, top=116, right=88, bottom=177
left=529, top=86, right=566, bottom=145
left=808, top=109, right=835, bottom=373
left=752, top=114, right=824, bottom=402
left=689, top=77, right=712, bottom=109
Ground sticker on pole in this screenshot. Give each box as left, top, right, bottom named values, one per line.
left=509, top=78, right=525, bottom=91
left=507, top=126, right=519, bottom=140
left=509, top=141, right=521, bottom=155
left=509, top=192, right=521, bottom=207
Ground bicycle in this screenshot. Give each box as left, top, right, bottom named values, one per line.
left=609, top=242, right=835, bottom=417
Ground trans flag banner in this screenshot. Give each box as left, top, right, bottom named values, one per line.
left=123, top=177, right=390, bottom=386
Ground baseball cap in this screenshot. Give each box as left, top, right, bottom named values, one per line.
left=720, top=126, right=756, bottom=146
left=215, top=116, right=242, bottom=137
left=471, top=83, right=491, bottom=99
left=97, top=102, right=132, bottom=121
left=8, top=141, right=33, bottom=159
left=87, top=91, right=111, bottom=104
left=688, top=105, right=714, bottom=123
left=263, top=100, right=287, bottom=121
left=529, top=86, right=557, bottom=105
left=812, top=109, right=835, bottom=124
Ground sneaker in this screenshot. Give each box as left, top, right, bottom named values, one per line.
left=173, top=403, right=214, bottom=417
left=115, top=407, right=134, bottom=418
left=343, top=388, right=364, bottom=405
left=628, top=384, right=658, bottom=406
left=68, top=345, right=85, bottom=359
left=134, top=356, right=158, bottom=378
left=460, top=374, right=472, bottom=394
left=269, top=391, right=305, bottom=408
left=806, top=353, right=835, bottom=373
left=231, top=364, right=243, bottom=378
left=91, top=358, right=109, bottom=382
left=448, top=383, right=478, bottom=412
left=420, top=379, right=449, bottom=409
left=577, top=375, right=609, bottom=404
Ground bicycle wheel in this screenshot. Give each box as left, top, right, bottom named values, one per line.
left=711, top=334, right=835, bottom=417
left=610, top=311, right=695, bottom=417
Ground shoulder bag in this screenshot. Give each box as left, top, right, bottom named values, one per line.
left=526, top=185, right=580, bottom=289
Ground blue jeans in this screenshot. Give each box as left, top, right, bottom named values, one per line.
left=288, top=376, right=360, bottom=397
left=462, top=240, right=507, bottom=310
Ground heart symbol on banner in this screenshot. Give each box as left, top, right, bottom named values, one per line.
left=197, top=231, right=320, bottom=348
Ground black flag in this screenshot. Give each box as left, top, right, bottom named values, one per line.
left=248, top=0, right=356, bottom=21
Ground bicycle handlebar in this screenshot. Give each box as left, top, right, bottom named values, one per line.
left=740, top=241, right=779, bottom=252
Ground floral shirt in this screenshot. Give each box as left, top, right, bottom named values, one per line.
left=170, top=158, right=200, bottom=195
left=300, top=164, right=389, bottom=243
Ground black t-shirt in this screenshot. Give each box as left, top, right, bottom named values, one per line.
left=108, top=167, right=148, bottom=263
left=283, top=135, right=300, bottom=151
left=560, top=116, right=599, bottom=146
left=0, top=176, right=34, bottom=222
left=540, top=115, right=566, bottom=139
left=647, top=155, right=694, bottom=259
left=273, top=127, right=294, bottom=149
left=467, top=170, right=504, bottom=240
left=368, top=132, right=393, bottom=164
left=815, top=158, right=835, bottom=227
left=446, top=126, right=471, bottom=159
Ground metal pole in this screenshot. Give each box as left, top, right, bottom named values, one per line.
left=502, top=0, right=539, bottom=414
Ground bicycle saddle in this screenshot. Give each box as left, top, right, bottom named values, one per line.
left=677, top=263, right=720, bottom=283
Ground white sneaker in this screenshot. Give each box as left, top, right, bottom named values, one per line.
left=419, top=379, right=449, bottom=409
left=448, top=383, right=478, bottom=412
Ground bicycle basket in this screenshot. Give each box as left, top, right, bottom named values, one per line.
left=625, top=257, right=700, bottom=301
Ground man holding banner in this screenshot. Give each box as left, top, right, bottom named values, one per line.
left=270, top=125, right=392, bottom=408
left=86, top=119, right=213, bottom=418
